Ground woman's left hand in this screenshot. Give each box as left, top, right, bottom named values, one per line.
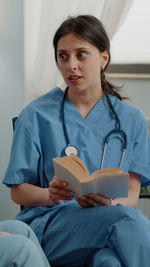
left=75, top=193, right=112, bottom=208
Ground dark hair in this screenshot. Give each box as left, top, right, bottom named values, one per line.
left=53, top=15, right=124, bottom=100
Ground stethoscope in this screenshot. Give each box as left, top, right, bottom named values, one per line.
left=62, top=87, right=127, bottom=169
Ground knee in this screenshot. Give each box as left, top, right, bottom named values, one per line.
left=0, top=235, right=33, bottom=259
left=98, top=257, right=121, bottom=267
left=91, top=248, right=122, bottom=267
left=114, top=204, right=147, bottom=225
left=117, top=205, right=150, bottom=228
left=108, top=206, right=150, bottom=243
left=0, top=234, right=47, bottom=266
left=0, top=219, right=32, bottom=237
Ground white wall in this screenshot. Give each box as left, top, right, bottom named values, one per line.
left=0, top=0, right=24, bottom=221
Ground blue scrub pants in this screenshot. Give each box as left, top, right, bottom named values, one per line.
left=41, top=203, right=150, bottom=267
left=0, top=220, right=50, bottom=267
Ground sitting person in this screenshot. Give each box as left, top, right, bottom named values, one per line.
left=3, top=15, right=150, bottom=266
left=0, top=219, right=50, bottom=267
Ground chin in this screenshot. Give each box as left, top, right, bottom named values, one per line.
left=69, top=87, right=87, bottom=94
left=68, top=83, right=87, bottom=93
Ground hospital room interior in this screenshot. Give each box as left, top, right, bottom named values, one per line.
left=0, top=0, right=150, bottom=223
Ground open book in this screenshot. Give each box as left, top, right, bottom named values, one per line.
left=53, top=154, right=129, bottom=199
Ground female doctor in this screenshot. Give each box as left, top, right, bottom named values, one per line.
left=3, top=15, right=150, bottom=267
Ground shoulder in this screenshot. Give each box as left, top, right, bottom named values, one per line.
left=15, top=87, right=64, bottom=132
left=25, top=86, right=63, bottom=111
left=110, top=95, right=145, bottom=121
left=20, top=87, right=63, bottom=119
left=109, top=94, right=147, bottom=133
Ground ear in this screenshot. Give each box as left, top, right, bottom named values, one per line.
left=101, top=50, right=110, bottom=69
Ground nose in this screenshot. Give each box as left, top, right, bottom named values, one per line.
left=67, top=55, right=78, bottom=71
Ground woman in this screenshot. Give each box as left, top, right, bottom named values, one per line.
left=0, top=219, right=50, bottom=267
left=3, top=15, right=150, bottom=266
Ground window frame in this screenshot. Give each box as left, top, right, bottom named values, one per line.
left=106, top=64, right=150, bottom=79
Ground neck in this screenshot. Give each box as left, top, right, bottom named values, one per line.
left=67, top=86, right=103, bottom=118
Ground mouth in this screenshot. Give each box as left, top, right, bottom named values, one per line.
left=68, top=75, right=82, bottom=81
left=68, top=75, right=83, bottom=84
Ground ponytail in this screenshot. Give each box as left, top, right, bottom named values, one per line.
left=101, top=71, right=127, bottom=101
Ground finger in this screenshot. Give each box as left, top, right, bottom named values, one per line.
left=88, top=193, right=111, bottom=206
left=75, top=197, right=93, bottom=208
left=81, top=195, right=96, bottom=206
left=49, top=178, right=68, bottom=188
left=50, top=192, right=74, bottom=201
left=49, top=186, right=74, bottom=196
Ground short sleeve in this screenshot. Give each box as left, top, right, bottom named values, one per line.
left=128, top=111, right=150, bottom=187
left=3, top=117, right=41, bottom=187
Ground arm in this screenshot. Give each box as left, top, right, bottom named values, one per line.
left=11, top=183, right=59, bottom=207
left=76, top=172, right=141, bottom=208
left=11, top=177, right=75, bottom=207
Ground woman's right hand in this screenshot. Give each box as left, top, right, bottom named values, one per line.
left=48, top=176, right=75, bottom=204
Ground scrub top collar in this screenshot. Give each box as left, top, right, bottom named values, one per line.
left=63, top=92, right=118, bottom=126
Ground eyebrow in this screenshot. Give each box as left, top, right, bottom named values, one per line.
left=57, top=47, right=90, bottom=52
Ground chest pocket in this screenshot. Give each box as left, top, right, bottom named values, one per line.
left=102, top=137, right=134, bottom=172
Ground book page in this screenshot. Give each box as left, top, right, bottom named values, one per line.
left=53, top=160, right=91, bottom=196
left=92, top=173, right=129, bottom=198
left=70, top=153, right=89, bottom=176
left=91, top=168, right=122, bottom=178
left=53, top=156, right=89, bottom=181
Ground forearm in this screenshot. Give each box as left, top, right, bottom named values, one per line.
left=111, top=192, right=139, bottom=207
left=112, top=172, right=141, bottom=207
left=11, top=183, right=55, bottom=207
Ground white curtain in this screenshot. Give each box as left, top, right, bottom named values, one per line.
left=24, top=0, right=133, bottom=104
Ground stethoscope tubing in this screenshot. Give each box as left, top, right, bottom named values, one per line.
left=62, top=87, right=127, bottom=169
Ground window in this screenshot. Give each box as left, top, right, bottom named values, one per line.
left=110, top=0, right=150, bottom=70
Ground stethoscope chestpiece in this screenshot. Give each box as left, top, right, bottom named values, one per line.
left=65, top=144, right=78, bottom=157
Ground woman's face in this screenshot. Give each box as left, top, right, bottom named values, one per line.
left=57, top=33, right=109, bottom=94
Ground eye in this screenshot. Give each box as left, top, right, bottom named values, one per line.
left=78, top=51, right=86, bottom=58
left=59, top=53, right=67, bottom=60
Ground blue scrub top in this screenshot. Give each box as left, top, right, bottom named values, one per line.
left=3, top=87, right=150, bottom=240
